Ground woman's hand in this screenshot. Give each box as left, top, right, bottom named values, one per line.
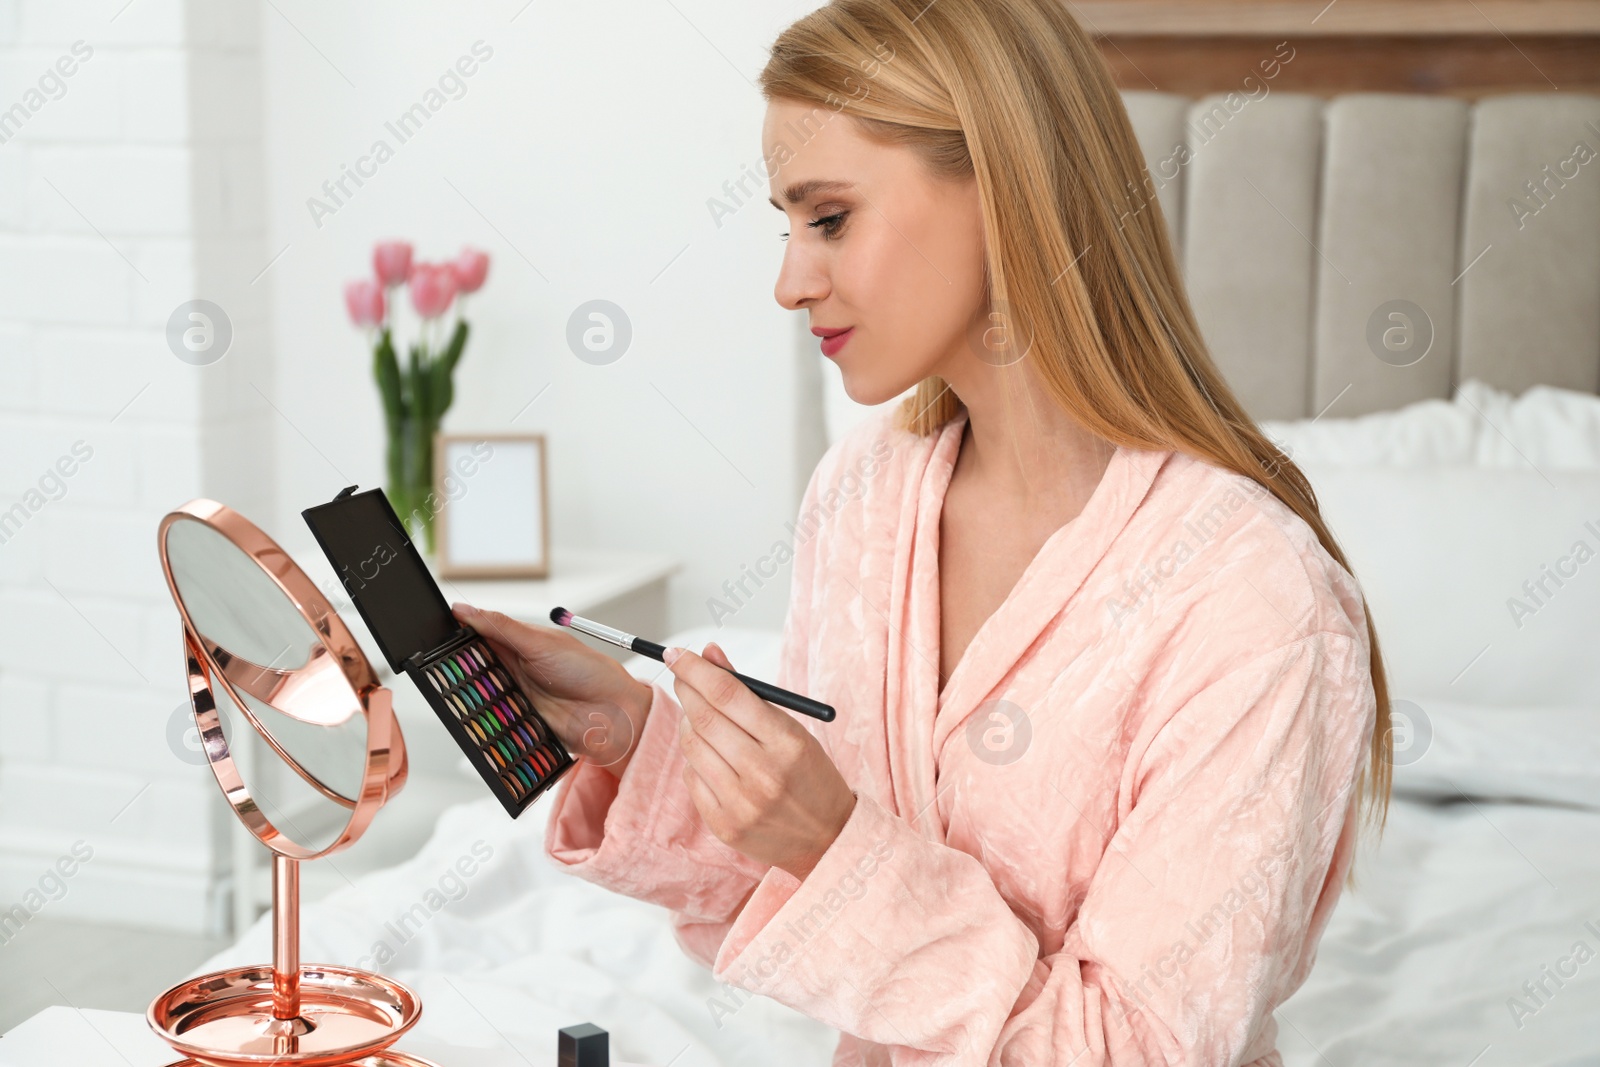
left=450, top=602, right=651, bottom=779
left=665, top=642, right=856, bottom=880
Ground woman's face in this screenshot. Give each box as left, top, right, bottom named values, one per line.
left=764, top=98, right=988, bottom=406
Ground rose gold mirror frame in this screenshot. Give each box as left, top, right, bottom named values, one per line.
left=157, top=498, right=408, bottom=856
left=151, top=499, right=435, bottom=1067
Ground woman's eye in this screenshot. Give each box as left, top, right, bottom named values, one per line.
left=779, top=211, right=847, bottom=241
left=812, top=212, right=846, bottom=238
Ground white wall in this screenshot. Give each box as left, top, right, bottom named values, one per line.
left=0, top=0, right=831, bottom=934
left=257, top=0, right=821, bottom=636
left=0, top=0, right=275, bottom=934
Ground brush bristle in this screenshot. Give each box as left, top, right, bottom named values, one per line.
left=549, top=607, right=572, bottom=626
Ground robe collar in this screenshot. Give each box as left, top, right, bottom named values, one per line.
left=880, top=407, right=1171, bottom=841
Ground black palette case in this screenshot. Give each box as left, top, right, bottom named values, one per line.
left=301, top=486, right=574, bottom=818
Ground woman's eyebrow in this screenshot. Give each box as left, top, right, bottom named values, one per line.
left=768, top=179, right=857, bottom=210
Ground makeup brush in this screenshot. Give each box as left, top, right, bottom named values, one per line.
left=549, top=607, right=836, bottom=723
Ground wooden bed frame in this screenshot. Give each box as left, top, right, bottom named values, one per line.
left=1083, top=0, right=1600, bottom=96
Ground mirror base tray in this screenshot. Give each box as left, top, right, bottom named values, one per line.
left=147, top=964, right=426, bottom=1067
left=163, top=1055, right=440, bottom=1067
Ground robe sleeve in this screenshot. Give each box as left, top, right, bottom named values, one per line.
left=704, top=629, right=1375, bottom=1066
left=541, top=677, right=771, bottom=967
left=542, top=455, right=826, bottom=970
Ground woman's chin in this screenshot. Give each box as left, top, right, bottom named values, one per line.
left=837, top=369, right=913, bottom=408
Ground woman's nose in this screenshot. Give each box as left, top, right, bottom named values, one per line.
left=773, top=246, right=828, bottom=311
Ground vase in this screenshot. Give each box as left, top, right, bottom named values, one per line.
left=388, top=411, right=439, bottom=556
left=373, top=321, right=468, bottom=558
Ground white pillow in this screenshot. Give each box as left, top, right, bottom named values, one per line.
left=1262, top=378, right=1600, bottom=469
left=1261, top=394, right=1477, bottom=465
left=1296, top=462, right=1600, bottom=707
left=1388, top=700, right=1600, bottom=810
left=1457, top=379, right=1600, bottom=468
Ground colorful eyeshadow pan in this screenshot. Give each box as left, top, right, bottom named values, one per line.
left=398, top=634, right=573, bottom=816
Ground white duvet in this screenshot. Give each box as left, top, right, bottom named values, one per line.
left=191, top=790, right=838, bottom=1067
left=190, top=625, right=1600, bottom=1066
left=1277, top=796, right=1600, bottom=1066
left=192, top=769, right=1600, bottom=1066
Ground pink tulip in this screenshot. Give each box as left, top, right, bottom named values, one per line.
left=343, top=278, right=386, bottom=328
left=450, top=247, right=490, bottom=294
left=408, top=263, right=458, bottom=319
left=373, top=240, right=413, bottom=288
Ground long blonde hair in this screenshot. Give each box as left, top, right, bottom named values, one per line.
left=760, top=0, right=1393, bottom=878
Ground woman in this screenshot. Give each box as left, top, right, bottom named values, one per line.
left=451, top=0, right=1392, bottom=1062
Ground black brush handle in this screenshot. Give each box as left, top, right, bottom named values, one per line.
left=629, top=637, right=836, bottom=722
left=734, top=671, right=836, bottom=722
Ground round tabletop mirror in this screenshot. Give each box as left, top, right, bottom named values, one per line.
left=160, top=500, right=406, bottom=858
left=150, top=498, right=436, bottom=1067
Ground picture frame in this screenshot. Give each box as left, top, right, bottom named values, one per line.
left=432, top=432, right=550, bottom=579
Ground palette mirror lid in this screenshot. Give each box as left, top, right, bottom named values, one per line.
left=302, top=486, right=459, bottom=674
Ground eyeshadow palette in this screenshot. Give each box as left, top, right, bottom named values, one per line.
left=301, top=485, right=575, bottom=817
left=415, top=631, right=569, bottom=809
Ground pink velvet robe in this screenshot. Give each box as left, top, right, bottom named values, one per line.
left=545, top=407, right=1377, bottom=1067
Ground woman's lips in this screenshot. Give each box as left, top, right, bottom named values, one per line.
left=819, top=327, right=854, bottom=358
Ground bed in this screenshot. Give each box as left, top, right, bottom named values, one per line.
left=190, top=82, right=1600, bottom=1066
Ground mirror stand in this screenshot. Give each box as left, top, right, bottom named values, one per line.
left=145, top=633, right=436, bottom=1067
left=269, top=854, right=308, bottom=1037
left=151, top=501, right=443, bottom=1067
left=145, top=860, right=433, bottom=1067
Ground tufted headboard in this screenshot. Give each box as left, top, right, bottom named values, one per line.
left=1125, top=89, right=1600, bottom=418
left=796, top=89, right=1600, bottom=488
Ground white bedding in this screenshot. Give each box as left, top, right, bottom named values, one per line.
left=193, top=775, right=1600, bottom=1066
left=1261, top=378, right=1600, bottom=469
left=189, top=626, right=1600, bottom=1066
left=192, top=792, right=839, bottom=1067
left=1276, top=796, right=1600, bottom=1066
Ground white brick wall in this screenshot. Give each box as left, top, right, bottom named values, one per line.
left=0, top=0, right=273, bottom=935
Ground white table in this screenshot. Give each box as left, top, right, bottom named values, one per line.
left=432, top=545, right=681, bottom=664
left=0, top=1005, right=656, bottom=1066
left=229, top=546, right=682, bottom=940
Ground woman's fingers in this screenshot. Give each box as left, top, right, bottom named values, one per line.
left=667, top=644, right=751, bottom=806
left=665, top=646, right=783, bottom=746
left=450, top=603, right=576, bottom=694
left=452, top=603, right=542, bottom=658
left=681, top=758, right=722, bottom=819
left=675, top=694, right=741, bottom=797
left=670, top=652, right=758, bottom=765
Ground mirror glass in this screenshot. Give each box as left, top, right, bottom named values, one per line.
left=165, top=516, right=371, bottom=854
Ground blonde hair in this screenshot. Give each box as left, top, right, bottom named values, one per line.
left=760, top=0, right=1392, bottom=881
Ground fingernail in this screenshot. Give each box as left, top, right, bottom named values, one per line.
left=662, top=647, right=684, bottom=667
left=452, top=601, right=478, bottom=617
